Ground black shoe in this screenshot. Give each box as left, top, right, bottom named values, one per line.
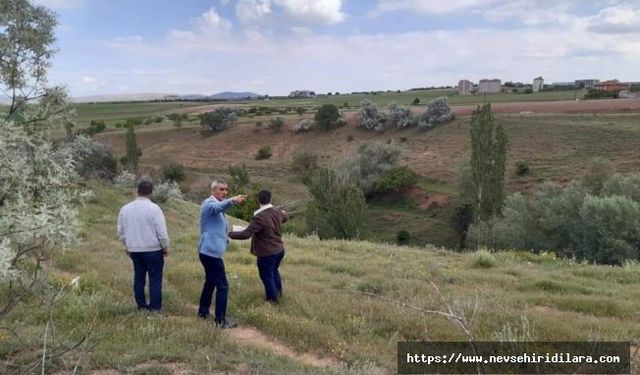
left=215, top=319, right=238, bottom=329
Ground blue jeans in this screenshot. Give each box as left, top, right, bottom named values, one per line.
left=198, top=253, right=228, bottom=322
left=129, top=250, right=164, bottom=311
left=257, top=250, right=285, bottom=302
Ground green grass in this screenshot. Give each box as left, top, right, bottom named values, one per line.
left=72, top=101, right=205, bottom=126
left=2, top=182, right=639, bottom=373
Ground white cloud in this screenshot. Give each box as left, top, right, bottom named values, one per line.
left=275, top=0, right=345, bottom=24
left=587, top=4, right=640, bottom=34
left=375, top=0, right=501, bottom=15
left=198, top=7, right=232, bottom=34
left=236, top=0, right=273, bottom=24
left=32, top=0, right=85, bottom=10
left=81, top=75, right=96, bottom=83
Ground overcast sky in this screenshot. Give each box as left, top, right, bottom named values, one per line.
left=37, top=0, right=640, bottom=97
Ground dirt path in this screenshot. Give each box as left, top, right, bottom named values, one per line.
left=225, top=326, right=341, bottom=369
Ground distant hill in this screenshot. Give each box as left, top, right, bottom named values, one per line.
left=72, top=91, right=264, bottom=103
left=207, top=91, right=263, bottom=100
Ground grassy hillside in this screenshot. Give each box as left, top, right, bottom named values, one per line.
left=95, top=112, right=640, bottom=248
left=2, top=183, right=639, bottom=374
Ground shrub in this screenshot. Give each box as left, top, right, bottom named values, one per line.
left=291, top=152, right=319, bottom=183
left=347, top=135, right=354, bottom=142
left=58, top=135, right=118, bottom=180
left=471, top=249, right=496, bottom=268
left=306, top=168, right=368, bottom=240
left=228, top=163, right=250, bottom=189
left=114, top=171, right=136, bottom=188
left=255, top=145, right=272, bottom=160
left=255, top=121, right=263, bottom=132
left=153, top=180, right=184, bottom=204
left=89, top=119, right=106, bottom=133
left=387, top=102, right=414, bottom=129
left=295, top=107, right=307, bottom=116
left=339, top=142, right=402, bottom=196
left=356, top=100, right=387, bottom=131
left=314, top=104, right=342, bottom=131
left=396, top=230, right=411, bottom=245
left=292, top=119, right=313, bottom=133
left=582, top=157, right=614, bottom=195
left=162, top=162, right=186, bottom=182
left=412, top=98, right=420, bottom=105
left=399, top=137, right=408, bottom=143
left=515, top=161, right=530, bottom=176
left=200, top=108, right=237, bottom=132
left=418, top=97, right=455, bottom=130
left=372, top=166, right=418, bottom=194
left=268, top=116, right=285, bottom=132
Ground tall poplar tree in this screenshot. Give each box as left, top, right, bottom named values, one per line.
left=469, top=103, right=508, bottom=222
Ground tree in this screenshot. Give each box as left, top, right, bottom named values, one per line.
left=338, top=142, right=401, bottom=196
left=200, top=108, right=237, bottom=132
left=314, top=104, right=342, bottom=131
left=469, top=103, right=507, bottom=222
left=387, top=102, right=414, bottom=129
left=268, top=116, right=285, bottom=132
left=1, top=0, right=57, bottom=119
left=295, top=107, right=307, bottom=116
left=124, top=124, right=140, bottom=172
left=305, top=168, right=368, bottom=240
left=418, top=97, right=455, bottom=130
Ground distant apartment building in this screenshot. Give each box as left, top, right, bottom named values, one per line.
left=532, top=77, right=544, bottom=92
left=288, top=90, right=316, bottom=98
left=458, top=79, right=474, bottom=95
left=574, top=79, right=600, bottom=89
left=478, top=79, right=501, bottom=94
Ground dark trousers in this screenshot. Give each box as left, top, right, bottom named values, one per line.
left=257, top=250, right=285, bottom=302
left=198, top=253, right=228, bottom=322
left=129, top=250, right=164, bottom=311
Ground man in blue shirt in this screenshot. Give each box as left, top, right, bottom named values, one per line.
left=198, top=178, right=246, bottom=328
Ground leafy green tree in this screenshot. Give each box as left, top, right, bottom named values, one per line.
left=228, top=163, right=250, bottom=190
left=469, top=103, right=508, bottom=222
left=418, top=97, right=455, bottom=130
left=373, top=166, right=418, bottom=194
left=1, top=0, right=57, bottom=119
left=200, top=108, right=237, bottom=132
left=339, top=142, right=401, bottom=196
left=314, top=104, right=342, bottom=131
left=306, top=168, right=368, bottom=240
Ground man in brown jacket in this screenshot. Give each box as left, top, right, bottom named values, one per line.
left=229, top=190, right=288, bottom=303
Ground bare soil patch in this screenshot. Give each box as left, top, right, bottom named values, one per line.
left=226, top=326, right=341, bottom=369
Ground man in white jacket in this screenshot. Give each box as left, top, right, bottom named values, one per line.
left=117, top=179, right=170, bottom=313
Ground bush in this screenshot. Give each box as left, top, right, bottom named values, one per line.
left=153, top=180, right=184, bottom=204
left=471, top=249, right=496, bottom=268
left=292, top=119, right=313, bottom=133
left=255, top=121, right=263, bottom=132
left=255, top=145, right=272, bottom=160
left=399, top=137, right=408, bottom=143
left=89, top=120, right=106, bottom=133
left=314, top=104, right=343, bottom=131
left=515, top=161, right=530, bottom=176
left=306, top=168, right=368, bottom=240
left=200, top=108, right=237, bottom=132
left=356, top=100, right=387, bottom=131
left=396, top=230, right=411, bottom=245
left=295, top=107, right=307, bottom=116
left=228, top=163, right=250, bottom=189
left=469, top=174, right=640, bottom=265
left=387, top=102, right=414, bottom=129
left=372, top=166, right=418, bottom=194
left=339, top=142, right=402, bottom=196
left=291, top=151, right=319, bottom=183
left=582, top=157, right=614, bottom=195
left=114, top=171, right=136, bottom=188
left=162, top=162, right=185, bottom=182
left=58, top=135, right=118, bottom=180
left=347, top=135, right=354, bottom=142
left=418, top=97, right=455, bottom=130
left=412, top=98, right=420, bottom=105
left=268, top=116, right=285, bottom=132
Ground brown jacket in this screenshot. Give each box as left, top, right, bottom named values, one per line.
left=229, top=206, right=288, bottom=257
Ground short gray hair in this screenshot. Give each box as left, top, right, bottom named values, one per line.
left=210, top=178, right=228, bottom=190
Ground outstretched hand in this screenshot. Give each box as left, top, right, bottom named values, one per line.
left=231, top=194, right=248, bottom=204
